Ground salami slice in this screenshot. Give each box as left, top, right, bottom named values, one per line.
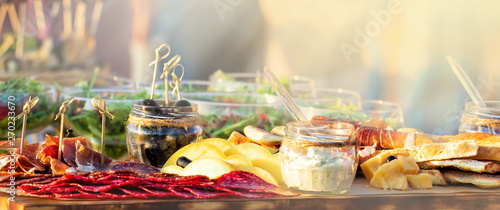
left=17, top=170, right=300, bottom=199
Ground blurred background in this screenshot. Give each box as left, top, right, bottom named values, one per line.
left=1, top=0, right=500, bottom=135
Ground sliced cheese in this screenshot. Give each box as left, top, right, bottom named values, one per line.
left=406, top=173, right=433, bottom=189
left=370, top=159, right=409, bottom=190
left=397, top=155, right=419, bottom=174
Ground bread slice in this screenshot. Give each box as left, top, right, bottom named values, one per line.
left=418, top=159, right=500, bottom=174
left=271, top=126, right=286, bottom=136
left=433, top=133, right=500, bottom=162
left=419, top=170, right=447, bottom=186
left=227, top=131, right=252, bottom=146
left=394, top=140, right=478, bottom=162
left=243, top=125, right=283, bottom=147
left=441, top=169, right=500, bottom=189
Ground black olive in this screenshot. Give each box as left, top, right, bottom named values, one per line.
left=141, top=99, right=160, bottom=106
left=173, top=100, right=191, bottom=107
left=176, top=156, right=192, bottom=168
left=65, top=128, right=73, bottom=137
left=386, top=155, right=397, bottom=163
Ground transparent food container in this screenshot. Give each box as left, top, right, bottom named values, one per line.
left=0, top=84, right=57, bottom=140
left=459, top=101, right=500, bottom=134
left=280, top=120, right=357, bottom=194
left=182, top=92, right=287, bottom=139
left=298, top=99, right=404, bottom=129
left=126, top=101, right=203, bottom=168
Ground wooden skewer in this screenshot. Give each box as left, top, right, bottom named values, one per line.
left=34, top=0, right=46, bottom=35
left=91, top=97, right=114, bottom=165
left=160, top=55, right=181, bottom=104
left=148, top=44, right=171, bottom=100
left=89, top=0, right=103, bottom=38
left=62, top=0, right=72, bottom=39
left=74, top=0, right=86, bottom=40
left=55, top=97, right=75, bottom=161
left=14, top=1, right=26, bottom=58
left=15, top=96, right=39, bottom=154
left=0, top=3, right=8, bottom=35
left=170, top=64, right=185, bottom=101
left=7, top=2, right=19, bottom=33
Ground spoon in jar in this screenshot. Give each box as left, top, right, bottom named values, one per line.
left=263, top=66, right=315, bottom=129
left=446, top=55, right=486, bottom=107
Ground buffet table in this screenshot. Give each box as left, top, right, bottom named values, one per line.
left=2, top=176, right=500, bottom=210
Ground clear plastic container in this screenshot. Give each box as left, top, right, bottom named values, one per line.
left=126, top=101, right=203, bottom=168
left=280, top=120, right=357, bottom=194
left=459, top=101, right=500, bottom=134
left=298, top=99, right=404, bottom=129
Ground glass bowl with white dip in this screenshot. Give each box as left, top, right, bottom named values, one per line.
left=280, top=120, right=357, bottom=194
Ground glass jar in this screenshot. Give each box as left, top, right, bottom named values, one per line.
left=280, top=120, right=357, bottom=194
left=459, top=101, right=500, bottom=134
left=126, top=101, right=203, bottom=168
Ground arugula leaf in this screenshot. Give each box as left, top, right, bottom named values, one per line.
left=0, top=77, right=44, bottom=93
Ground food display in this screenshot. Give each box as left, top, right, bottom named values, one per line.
left=0, top=77, right=58, bottom=139
left=2, top=1, right=500, bottom=208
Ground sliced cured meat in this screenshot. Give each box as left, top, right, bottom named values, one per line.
left=213, top=171, right=299, bottom=197
left=16, top=155, right=46, bottom=173
left=38, top=145, right=59, bottom=164
left=182, top=187, right=233, bottom=199
left=43, top=156, right=70, bottom=175
left=110, top=162, right=160, bottom=175
left=62, top=136, right=91, bottom=168
left=168, top=186, right=197, bottom=199
left=74, top=141, right=112, bottom=172
left=356, top=126, right=416, bottom=149
left=0, top=154, right=13, bottom=171
left=42, top=134, right=60, bottom=147
left=18, top=170, right=300, bottom=199
left=0, top=138, right=27, bottom=149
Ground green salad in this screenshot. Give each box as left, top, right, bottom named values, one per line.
left=185, top=93, right=288, bottom=139
left=302, top=98, right=402, bottom=129
left=0, top=77, right=57, bottom=140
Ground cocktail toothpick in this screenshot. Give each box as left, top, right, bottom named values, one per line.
left=62, top=0, right=72, bottom=39
left=55, top=97, right=75, bottom=161
left=91, top=97, right=114, bottom=165
left=89, top=0, right=103, bottom=39
left=170, top=64, right=185, bottom=101
left=34, top=0, right=46, bottom=36
left=148, top=44, right=171, bottom=100
left=15, top=0, right=26, bottom=58
left=74, top=0, right=86, bottom=40
left=160, top=55, right=181, bottom=104
left=14, top=96, right=39, bottom=154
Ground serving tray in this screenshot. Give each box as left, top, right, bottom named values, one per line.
left=2, top=176, right=500, bottom=210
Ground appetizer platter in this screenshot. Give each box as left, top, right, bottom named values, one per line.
left=1, top=44, right=500, bottom=210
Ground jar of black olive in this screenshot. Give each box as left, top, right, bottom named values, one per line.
left=126, top=100, right=203, bottom=168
